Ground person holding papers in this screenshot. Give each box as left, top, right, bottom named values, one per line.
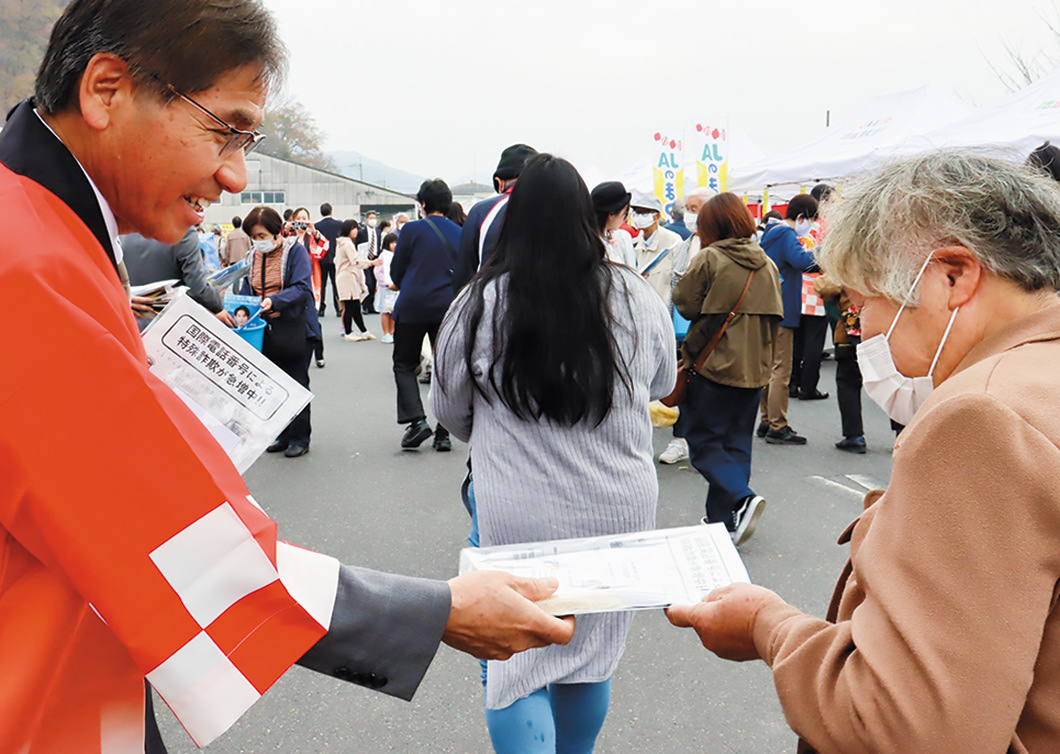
left=630, top=192, right=682, bottom=305
left=0, top=3, right=573, bottom=750
left=431, top=154, right=675, bottom=754
left=668, top=152, right=1060, bottom=753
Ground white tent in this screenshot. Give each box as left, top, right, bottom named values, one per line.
left=728, top=84, right=976, bottom=199
left=907, top=66, right=1060, bottom=159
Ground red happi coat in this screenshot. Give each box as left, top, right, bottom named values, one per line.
left=0, top=164, right=336, bottom=749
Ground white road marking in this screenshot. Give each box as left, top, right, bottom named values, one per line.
left=809, top=475, right=867, bottom=499
left=845, top=474, right=886, bottom=491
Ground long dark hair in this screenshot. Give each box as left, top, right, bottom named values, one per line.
left=441, top=153, right=633, bottom=426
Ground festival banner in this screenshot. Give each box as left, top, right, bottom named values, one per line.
left=689, top=120, right=729, bottom=194
left=650, top=130, right=684, bottom=219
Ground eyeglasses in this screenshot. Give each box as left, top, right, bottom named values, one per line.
left=164, top=82, right=266, bottom=157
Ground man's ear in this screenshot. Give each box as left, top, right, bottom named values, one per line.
left=78, top=53, right=135, bottom=131
left=934, top=245, right=981, bottom=308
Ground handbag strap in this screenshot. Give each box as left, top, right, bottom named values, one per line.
left=423, top=217, right=457, bottom=266
left=690, top=269, right=756, bottom=373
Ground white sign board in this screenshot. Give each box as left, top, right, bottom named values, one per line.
left=142, top=294, right=312, bottom=474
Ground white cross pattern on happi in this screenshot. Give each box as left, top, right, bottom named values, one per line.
left=146, top=499, right=338, bottom=747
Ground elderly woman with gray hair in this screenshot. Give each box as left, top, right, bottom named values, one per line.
left=668, top=151, right=1060, bottom=753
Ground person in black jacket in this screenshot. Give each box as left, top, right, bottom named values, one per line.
left=315, top=202, right=342, bottom=316
left=451, top=144, right=536, bottom=293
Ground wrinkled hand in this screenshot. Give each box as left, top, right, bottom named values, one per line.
left=443, top=571, right=576, bottom=660
left=215, top=309, right=236, bottom=327
left=666, top=583, right=783, bottom=662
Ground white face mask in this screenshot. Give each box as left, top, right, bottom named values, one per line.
left=367, top=218, right=378, bottom=228
left=859, top=253, right=959, bottom=425
left=252, top=238, right=276, bottom=253
left=631, top=212, right=656, bottom=230
left=794, top=217, right=813, bottom=238
left=684, top=212, right=698, bottom=232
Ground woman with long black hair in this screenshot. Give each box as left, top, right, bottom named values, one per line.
left=431, top=154, right=675, bottom=753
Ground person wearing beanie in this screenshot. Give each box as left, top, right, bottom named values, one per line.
left=452, top=144, right=537, bottom=292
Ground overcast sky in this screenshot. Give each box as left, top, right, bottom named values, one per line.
left=263, top=0, right=1058, bottom=184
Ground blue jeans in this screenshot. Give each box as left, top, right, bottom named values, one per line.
left=683, top=375, right=760, bottom=527
left=467, top=479, right=612, bottom=753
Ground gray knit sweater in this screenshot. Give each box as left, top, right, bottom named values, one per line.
left=430, top=265, right=676, bottom=709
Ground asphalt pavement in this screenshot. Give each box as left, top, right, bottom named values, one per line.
left=157, top=314, right=896, bottom=753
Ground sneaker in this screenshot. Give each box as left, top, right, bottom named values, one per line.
left=381, top=333, right=394, bottom=344
left=401, top=419, right=433, bottom=449
left=731, top=495, right=766, bottom=545
left=756, top=421, right=770, bottom=438
left=835, top=435, right=867, bottom=454
left=658, top=438, right=689, bottom=464
left=359, top=331, right=376, bottom=341
left=316, top=358, right=325, bottom=368
left=765, top=425, right=807, bottom=445
left=343, top=333, right=360, bottom=342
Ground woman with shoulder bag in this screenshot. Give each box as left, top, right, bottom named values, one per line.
left=238, top=205, right=317, bottom=458
left=672, top=193, right=782, bottom=545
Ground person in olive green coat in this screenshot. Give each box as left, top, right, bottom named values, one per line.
left=672, top=192, right=783, bottom=545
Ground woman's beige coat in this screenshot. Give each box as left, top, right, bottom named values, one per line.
left=753, top=304, right=1060, bottom=753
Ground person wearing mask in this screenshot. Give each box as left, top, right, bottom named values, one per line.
left=359, top=210, right=382, bottom=313
left=287, top=206, right=328, bottom=367
left=390, top=179, right=461, bottom=451
left=630, top=192, right=682, bottom=304
left=658, top=186, right=713, bottom=465
left=672, top=193, right=783, bottom=544
left=431, top=154, right=675, bottom=754
left=669, top=151, right=1060, bottom=754
left=239, top=206, right=319, bottom=457
left=756, top=194, right=818, bottom=445
left=315, top=202, right=342, bottom=317
left=452, top=144, right=537, bottom=292
left=591, top=181, right=636, bottom=268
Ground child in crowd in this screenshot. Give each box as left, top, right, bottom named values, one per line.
left=376, top=232, right=399, bottom=343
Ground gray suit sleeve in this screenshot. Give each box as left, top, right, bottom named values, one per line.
left=175, top=232, right=223, bottom=312
left=296, top=564, right=452, bottom=701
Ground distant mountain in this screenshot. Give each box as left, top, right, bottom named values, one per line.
left=329, top=151, right=424, bottom=194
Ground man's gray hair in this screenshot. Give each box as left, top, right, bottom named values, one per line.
left=818, top=151, right=1060, bottom=304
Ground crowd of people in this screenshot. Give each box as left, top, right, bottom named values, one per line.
left=9, top=1, right=1060, bottom=753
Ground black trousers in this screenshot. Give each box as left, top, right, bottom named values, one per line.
left=835, top=340, right=864, bottom=438
left=363, top=272, right=377, bottom=312
left=318, top=262, right=339, bottom=313
left=269, top=340, right=312, bottom=446
left=393, top=320, right=439, bottom=424
left=342, top=298, right=367, bottom=334
left=793, top=315, right=829, bottom=396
